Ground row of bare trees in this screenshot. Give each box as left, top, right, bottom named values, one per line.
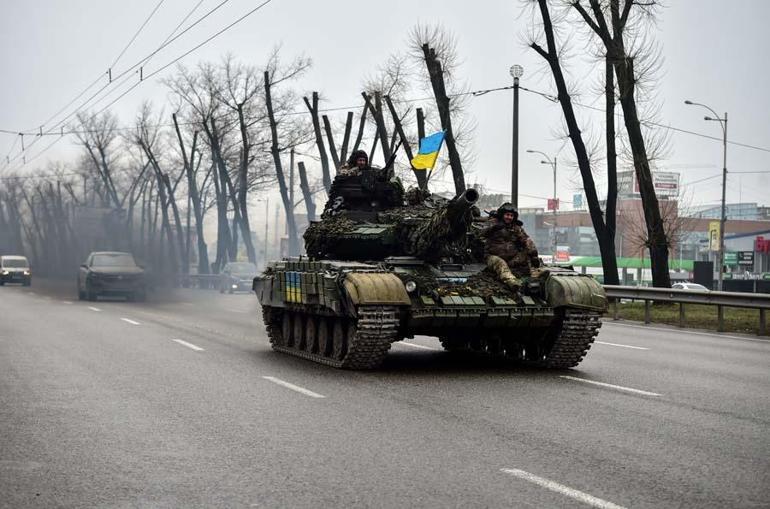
left=0, top=27, right=474, bottom=280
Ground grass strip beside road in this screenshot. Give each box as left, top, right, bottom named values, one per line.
left=614, top=302, right=768, bottom=336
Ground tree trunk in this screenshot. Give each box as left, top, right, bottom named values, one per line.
left=297, top=161, right=316, bottom=222
left=172, top=114, right=209, bottom=274
left=339, top=111, right=354, bottom=164
left=531, top=0, right=619, bottom=285
left=235, top=105, right=257, bottom=264
left=420, top=44, right=465, bottom=195
left=385, top=95, right=427, bottom=190
left=322, top=115, right=341, bottom=170
left=304, top=92, right=332, bottom=192
left=266, top=71, right=300, bottom=256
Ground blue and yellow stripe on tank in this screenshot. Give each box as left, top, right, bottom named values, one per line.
left=284, top=271, right=303, bottom=303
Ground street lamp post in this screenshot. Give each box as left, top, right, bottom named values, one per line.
left=527, top=149, right=557, bottom=258
left=685, top=100, right=728, bottom=291
left=510, top=65, right=524, bottom=208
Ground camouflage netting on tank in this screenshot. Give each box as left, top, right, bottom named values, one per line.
left=303, top=216, right=356, bottom=258
left=407, top=268, right=516, bottom=300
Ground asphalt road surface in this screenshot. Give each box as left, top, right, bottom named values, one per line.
left=1, top=279, right=768, bottom=508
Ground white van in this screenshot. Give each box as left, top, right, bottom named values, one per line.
left=0, top=255, right=31, bottom=286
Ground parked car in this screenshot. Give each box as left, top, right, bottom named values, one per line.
left=219, top=262, right=259, bottom=294
left=0, top=255, right=31, bottom=286
left=672, top=282, right=710, bottom=291
left=78, top=251, right=146, bottom=301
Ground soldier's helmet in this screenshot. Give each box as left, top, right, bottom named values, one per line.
left=496, top=202, right=518, bottom=218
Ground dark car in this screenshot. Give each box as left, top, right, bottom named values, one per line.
left=219, top=262, right=259, bottom=294
left=0, top=255, right=31, bottom=286
left=78, top=251, right=147, bottom=301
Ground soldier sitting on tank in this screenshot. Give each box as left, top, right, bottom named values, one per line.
left=322, top=150, right=404, bottom=217
left=481, top=203, right=541, bottom=291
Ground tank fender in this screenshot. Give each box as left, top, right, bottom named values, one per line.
left=343, top=272, right=411, bottom=306
left=545, top=273, right=608, bottom=312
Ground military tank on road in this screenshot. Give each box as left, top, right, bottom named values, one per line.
left=254, top=172, right=607, bottom=369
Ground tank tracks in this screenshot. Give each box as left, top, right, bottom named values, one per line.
left=262, top=305, right=399, bottom=369
left=541, top=309, right=603, bottom=368
left=438, top=308, right=602, bottom=369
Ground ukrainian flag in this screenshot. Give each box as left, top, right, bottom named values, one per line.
left=411, top=131, right=445, bottom=170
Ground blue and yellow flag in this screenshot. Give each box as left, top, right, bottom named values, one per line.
left=411, top=131, right=445, bottom=170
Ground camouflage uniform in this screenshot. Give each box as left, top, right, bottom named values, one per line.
left=481, top=217, right=540, bottom=290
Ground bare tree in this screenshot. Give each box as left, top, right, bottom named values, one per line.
left=527, top=0, right=620, bottom=285
left=264, top=51, right=312, bottom=256
left=570, top=0, right=670, bottom=287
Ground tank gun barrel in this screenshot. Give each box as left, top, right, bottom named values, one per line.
left=407, top=188, right=479, bottom=260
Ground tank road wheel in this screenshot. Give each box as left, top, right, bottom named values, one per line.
left=281, top=312, right=293, bottom=348
left=293, top=313, right=306, bottom=351
left=331, top=319, right=348, bottom=361
left=305, top=316, right=318, bottom=353
left=317, top=318, right=331, bottom=357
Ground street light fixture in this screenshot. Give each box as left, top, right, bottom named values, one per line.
left=527, top=149, right=558, bottom=259
left=510, top=65, right=523, bottom=208
left=684, top=99, right=728, bottom=291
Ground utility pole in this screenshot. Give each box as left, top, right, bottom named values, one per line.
left=510, top=65, right=523, bottom=208
left=685, top=100, right=728, bottom=290
left=527, top=149, right=557, bottom=258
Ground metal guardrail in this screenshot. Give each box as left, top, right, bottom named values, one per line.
left=603, top=285, right=770, bottom=335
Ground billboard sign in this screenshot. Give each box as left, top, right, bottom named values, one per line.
left=708, top=221, right=720, bottom=251
left=572, top=193, right=583, bottom=210
left=737, top=251, right=754, bottom=266
left=617, top=170, right=680, bottom=198
left=547, top=198, right=559, bottom=211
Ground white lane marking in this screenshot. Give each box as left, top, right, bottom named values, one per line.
left=62, top=300, right=73, bottom=305
left=172, top=339, right=204, bottom=351
left=501, top=468, right=626, bottom=509
left=560, top=375, right=661, bottom=397
left=603, top=321, right=770, bottom=344
left=595, top=341, right=649, bottom=350
left=227, top=309, right=248, bottom=314
left=28, top=291, right=36, bottom=295
left=399, top=341, right=440, bottom=351
left=120, top=318, right=141, bottom=326
left=262, top=376, right=325, bottom=399
left=87, top=306, right=101, bottom=312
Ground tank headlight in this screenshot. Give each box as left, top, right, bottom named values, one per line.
left=404, top=280, right=417, bottom=293
left=1, top=270, right=8, bottom=275
left=23, top=270, right=30, bottom=275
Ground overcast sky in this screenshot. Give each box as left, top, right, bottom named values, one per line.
left=1, top=0, right=768, bottom=211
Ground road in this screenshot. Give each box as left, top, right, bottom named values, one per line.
left=1, top=280, right=768, bottom=508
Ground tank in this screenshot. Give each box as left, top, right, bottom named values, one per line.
left=254, top=183, right=608, bottom=369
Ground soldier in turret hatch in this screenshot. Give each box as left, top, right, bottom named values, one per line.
left=322, top=150, right=404, bottom=216
left=481, top=202, right=541, bottom=291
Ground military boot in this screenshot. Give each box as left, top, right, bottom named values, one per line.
left=501, top=274, right=522, bottom=292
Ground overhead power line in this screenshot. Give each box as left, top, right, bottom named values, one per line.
left=109, top=0, right=167, bottom=69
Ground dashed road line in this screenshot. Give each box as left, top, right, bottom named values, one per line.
left=595, top=341, right=649, bottom=350
left=560, top=375, right=661, bottom=397
left=501, top=468, right=626, bottom=509
left=172, top=339, right=204, bottom=351
left=262, top=376, right=325, bottom=398
left=87, top=306, right=101, bottom=312
left=120, top=318, right=141, bottom=326
left=62, top=300, right=73, bottom=305
left=398, top=341, right=440, bottom=351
